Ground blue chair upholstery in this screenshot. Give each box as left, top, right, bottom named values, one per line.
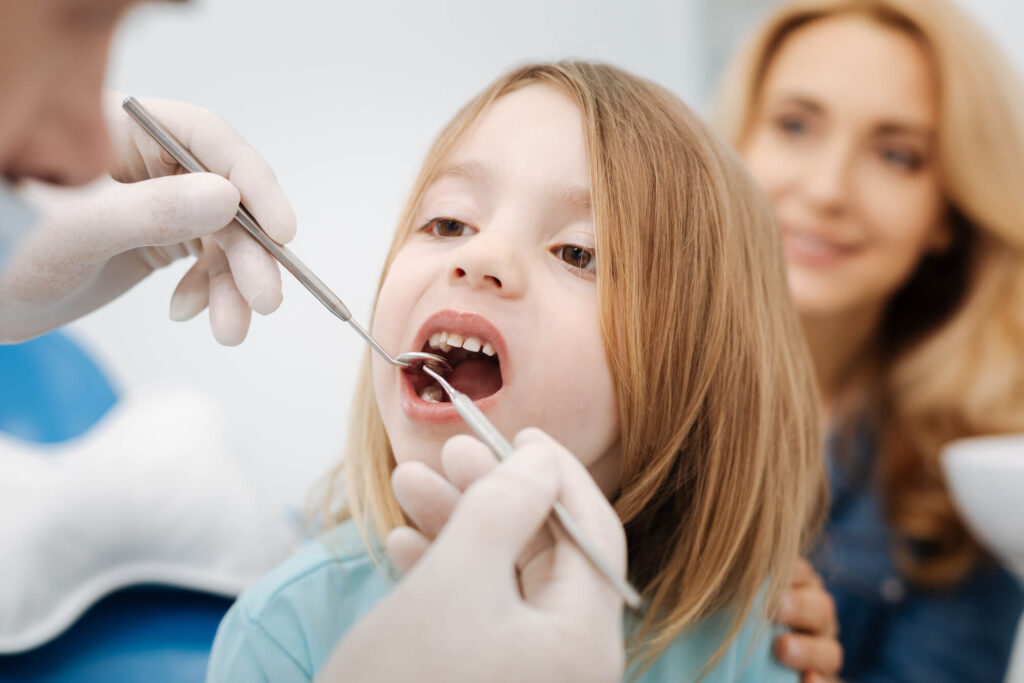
left=0, top=331, right=231, bottom=681
left=0, top=587, right=232, bottom=683
left=0, top=331, right=117, bottom=443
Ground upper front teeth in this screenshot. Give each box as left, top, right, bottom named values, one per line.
left=428, top=331, right=496, bottom=356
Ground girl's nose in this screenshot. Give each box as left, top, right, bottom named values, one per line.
left=447, top=231, right=527, bottom=298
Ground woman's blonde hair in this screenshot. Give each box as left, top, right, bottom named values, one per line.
left=716, top=0, right=1024, bottom=587
left=322, top=61, right=824, bottom=672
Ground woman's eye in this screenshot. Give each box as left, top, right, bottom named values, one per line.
left=879, top=147, right=924, bottom=172
left=423, top=217, right=476, bottom=237
left=776, top=114, right=809, bottom=137
left=553, top=244, right=595, bottom=271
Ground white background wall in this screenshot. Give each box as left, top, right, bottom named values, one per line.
left=953, top=0, right=1024, bottom=75
left=71, top=0, right=1023, bottom=511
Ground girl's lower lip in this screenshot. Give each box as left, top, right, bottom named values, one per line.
left=399, top=371, right=502, bottom=424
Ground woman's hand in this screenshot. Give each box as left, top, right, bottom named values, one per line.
left=774, top=558, right=843, bottom=683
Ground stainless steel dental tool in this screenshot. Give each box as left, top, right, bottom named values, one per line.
left=121, top=97, right=449, bottom=374
left=421, top=364, right=644, bottom=611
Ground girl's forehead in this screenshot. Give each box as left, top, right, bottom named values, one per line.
left=429, top=85, right=591, bottom=199
left=465, top=86, right=583, bottom=153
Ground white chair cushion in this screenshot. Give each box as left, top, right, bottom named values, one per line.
left=0, top=386, right=299, bottom=653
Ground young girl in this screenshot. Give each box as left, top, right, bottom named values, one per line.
left=208, top=61, right=824, bottom=681
left=716, top=0, right=1024, bottom=679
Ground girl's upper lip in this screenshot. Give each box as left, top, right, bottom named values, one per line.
left=411, top=309, right=511, bottom=376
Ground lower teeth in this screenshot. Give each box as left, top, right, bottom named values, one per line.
left=419, top=384, right=444, bottom=403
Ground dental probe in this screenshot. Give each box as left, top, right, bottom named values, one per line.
left=121, top=97, right=449, bottom=374
left=420, top=364, right=644, bottom=612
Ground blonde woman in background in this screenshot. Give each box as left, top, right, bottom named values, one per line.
left=717, top=0, right=1024, bottom=679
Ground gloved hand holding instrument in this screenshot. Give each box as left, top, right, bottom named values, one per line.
left=0, top=93, right=296, bottom=346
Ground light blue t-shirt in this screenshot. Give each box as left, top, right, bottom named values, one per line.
left=207, top=521, right=795, bottom=682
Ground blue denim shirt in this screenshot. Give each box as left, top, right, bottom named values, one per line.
left=812, top=428, right=1023, bottom=682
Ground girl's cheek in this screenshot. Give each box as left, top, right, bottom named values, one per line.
left=372, top=273, right=404, bottom=342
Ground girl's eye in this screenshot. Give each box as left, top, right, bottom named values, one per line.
left=553, top=244, right=595, bottom=271
left=423, top=217, right=476, bottom=237
left=879, top=147, right=924, bottom=172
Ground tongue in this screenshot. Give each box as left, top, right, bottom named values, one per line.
left=449, top=358, right=502, bottom=400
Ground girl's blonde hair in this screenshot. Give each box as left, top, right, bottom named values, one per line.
left=323, top=61, right=824, bottom=671
left=716, top=0, right=1024, bottom=587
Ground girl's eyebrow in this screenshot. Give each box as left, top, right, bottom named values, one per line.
left=556, top=185, right=592, bottom=214
left=436, top=160, right=491, bottom=183
left=436, top=159, right=591, bottom=214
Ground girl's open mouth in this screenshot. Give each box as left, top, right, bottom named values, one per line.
left=406, top=330, right=503, bottom=402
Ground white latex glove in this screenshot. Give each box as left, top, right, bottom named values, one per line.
left=320, top=428, right=627, bottom=683
left=0, top=91, right=296, bottom=345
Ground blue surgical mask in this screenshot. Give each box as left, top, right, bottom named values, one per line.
left=0, top=180, right=36, bottom=271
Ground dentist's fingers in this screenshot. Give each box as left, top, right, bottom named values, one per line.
left=440, top=434, right=499, bottom=492
left=386, top=526, right=430, bottom=575
left=98, top=173, right=240, bottom=257
left=513, top=428, right=624, bottom=561
left=210, top=221, right=283, bottom=315
left=171, top=104, right=296, bottom=244
left=220, top=149, right=297, bottom=244
left=440, top=429, right=626, bottom=608
left=169, top=257, right=210, bottom=322
left=391, top=461, right=461, bottom=540
left=512, top=428, right=628, bottom=614
left=115, top=96, right=297, bottom=245
left=433, top=445, right=560, bottom=574
left=202, top=235, right=251, bottom=346
left=441, top=434, right=553, bottom=585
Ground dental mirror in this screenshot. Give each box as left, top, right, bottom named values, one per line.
left=394, top=351, right=453, bottom=374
